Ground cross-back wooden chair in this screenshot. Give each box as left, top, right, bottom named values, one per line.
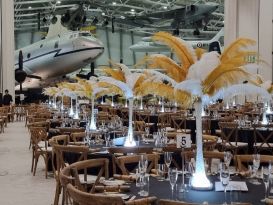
left=58, top=127, right=85, bottom=135
left=202, top=116, right=211, bottom=135
left=59, top=158, right=109, bottom=205
left=50, top=143, right=90, bottom=205
left=49, top=135, right=70, bottom=146
left=159, top=199, right=251, bottom=205
left=171, top=116, right=187, bottom=131
left=236, top=154, right=273, bottom=172
left=203, top=135, right=218, bottom=151
left=218, top=122, right=248, bottom=155
left=135, top=111, right=151, bottom=123
left=71, top=132, right=86, bottom=143
left=134, top=120, right=146, bottom=132
left=120, top=108, right=129, bottom=124
left=29, top=126, right=51, bottom=178
left=107, top=147, right=154, bottom=174
left=182, top=151, right=225, bottom=174
left=116, top=153, right=159, bottom=175
left=157, top=113, right=171, bottom=129
left=253, top=125, right=273, bottom=154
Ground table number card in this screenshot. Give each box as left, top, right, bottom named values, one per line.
left=176, top=134, right=191, bottom=148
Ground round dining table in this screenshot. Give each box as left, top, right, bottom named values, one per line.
left=129, top=175, right=266, bottom=205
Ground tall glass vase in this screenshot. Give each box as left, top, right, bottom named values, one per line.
left=74, top=96, right=79, bottom=119
left=89, top=97, right=97, bottom=130
left=190, top=99, right=212, bottom=190
left=124, top=98, right=136, bottom=147
left=69, top=97, right=74, bottom=116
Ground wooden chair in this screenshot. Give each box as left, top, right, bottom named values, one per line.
left=171, top=116, right=187, bottom=132
left=134, top=121, right=146, bottom=132
left=202, top=116, right=211, bottom=135
left=58, top=127, right=85, bottom=135
left=71, top=132, right=86, bottom=143
left=159, top=199, right=251, bottom=205
left=66, top=183, right=157, bottom=205
left=183, top=151, right=225, bottom=174
left=218, top=122, right=248, bottom=155
left=236, top=154, right=273, bottom=171
left=253, top=125, right=273, bottom=153
left=49, top=135, right=69, bottom=146
left=108, top=147, right=154, bottom=174
left=203, top=135, right=218, bottom=151
left=157, top=113, right=171, bottom=129
left=50, top=144, right=90, bottom=205
left=29, top=127, right=51, bottom=178
left=116, top=154, right=159, bottom=175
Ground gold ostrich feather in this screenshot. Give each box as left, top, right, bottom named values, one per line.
left=135, top=81, right=175, bottom=100
left=152, top=32, right=195, bottom=70
left=77, top=79, right=94, bottom=98
left=174, top=90, right=192, bottom=109
left=97, top=82, right=124, bottom=96
left=143, top=55, right=187, bottom=82
left=102, top=67, right=126, bottom=82
left=268, top=85, right=273, bottom=94
left=133, top=74, right=146, bottom=90
left=202, top=66, right=252, bottom=96
left=220, top=38, right=256, bottom=62
left=195, top=48, right=206, bottom=60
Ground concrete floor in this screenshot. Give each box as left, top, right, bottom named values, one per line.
left=0, top=121, right=55, bottom=205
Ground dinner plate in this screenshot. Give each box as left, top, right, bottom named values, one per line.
left=102, top=179, right=125, bottom=186
left=104, top=192, right=130, bottom=200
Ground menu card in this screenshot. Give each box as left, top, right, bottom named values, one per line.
left=215, top=181, right=248, bottom=191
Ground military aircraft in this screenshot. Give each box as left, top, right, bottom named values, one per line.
left=113, top=3, right=218, bottom=30
left=129, top=28, right=224, bottom=53
left=14, top=15, right=104, bottom=89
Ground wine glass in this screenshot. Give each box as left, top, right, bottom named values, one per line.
left=169, top=168, right=178, bottom=199
left=251, top=153, right=261, bottom=185
left=139, top=154, right=148, bottom=174
left=224, top=151, right=233, bottom=167
left=261, top=166, right=270, bottom=202
left=164, top=152, right=172, bottom=180
left=220, top=163, right=230, bottom=204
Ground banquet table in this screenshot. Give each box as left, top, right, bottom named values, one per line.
left=129, top=175, right=265, bottom=205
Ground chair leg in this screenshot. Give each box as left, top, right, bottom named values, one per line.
left=33, top=156, right=39, bottom=176
left=31, top=150, right=34, bottom=172
left=44, top=155, right=48, bottom=179
left=53, top=181, right=61, bottom=205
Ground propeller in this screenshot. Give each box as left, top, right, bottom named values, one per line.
left=76, top=62, right=97, bottom=80
left=15, top=50, right=42, bottom=93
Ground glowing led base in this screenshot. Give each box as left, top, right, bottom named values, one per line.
left=124, top=129, right=136, bottom=147
left=262, top=112, right=268, bottom=125
left=190, top=173, right=213, bottom=190
left=69, top=108, right=74, bottom=116
left=73, top=112, right=79, bottom=120
left=266, top=106, right=272, bottom=114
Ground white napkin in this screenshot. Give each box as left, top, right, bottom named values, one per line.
left=215, top=181, right=248, bottom=191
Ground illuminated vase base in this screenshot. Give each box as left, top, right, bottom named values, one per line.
left=124, top=138, right=136, bottom=147
left=190, top=173, right=213, bottom=191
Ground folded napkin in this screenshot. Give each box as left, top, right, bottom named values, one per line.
left=113, top=174, right=136, bottom=181
left=215, top=181, right=248, bottom=191
left=95, top=185, right=130, bottom=193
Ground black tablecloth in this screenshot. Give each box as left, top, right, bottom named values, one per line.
left=130, top=175, right=265, bottom=205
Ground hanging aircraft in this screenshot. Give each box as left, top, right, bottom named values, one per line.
left=129, top=28, right=224, bottom=53
left=14, top=15, right=104, bottom=89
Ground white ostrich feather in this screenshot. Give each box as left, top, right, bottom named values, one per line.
left=99, top=76, right=133, bottom=99
left=89, top=76, right=98, bottom=84
left=210, top=84, right=271, bottom=102
left=260, top=80, right=272, bottom=90
left=114, top=62, right=131, bottom=76
left=187, top=51, right=220, bottom=81
left=92, top=87, right=107, bottom=97
left=144, top=70, right=177, bottom=87
left=175, top=79, right=202, bottom=97
left=126, top=73, right=143, bottom=90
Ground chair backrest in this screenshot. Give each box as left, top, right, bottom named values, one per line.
left=66, top=183, right=124, bottom=205
left=58, top=127, right=85, bottom=135
left=236, top=154, right=273, bottom=171
left=134, top=121, right=146, bottom=132
left=108, top=147, right=154, bottom=174
left=60, top=158, right=109, bottom=193
left=253, top=125, right=273, bottom=150
left=218, top=122, right=239, bottom=148
left=29, top=127, right=48, bottom=151
left=202, top=116, right=211, bottom=135
left=171, top=116, right=186, bottom=131
left=116, top=154, right=159, bottom=175
left=159, top=199, right=251, bottom=205
left=71, top=132, right=86, bottom=142
left=158, top=113, right=170, bottom=128
left=135, top=112, right=151, bottom=123
left=125, top=196, right=157, bottom=205
left=203, top=135, right=218, bottom=151
left=49, top=134, right=69, bottom=146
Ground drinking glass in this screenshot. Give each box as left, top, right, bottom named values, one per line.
left=169, top=168, right=178, bottom=199
left=220, top=163, right=230, bottom=204
left=251, top=153, right=261, bottom=185
left=224, top=151, right=233, bottom=167
left=104, top=133, right=110, bottom=147
left=139, top=154, right=148, bottom=174
left=164, top=152, right=172, bottom=180
left=139, top=174, right=149, bottom=196
left=261, top=166, right=270, bottom=202
left=157, top=164, right=165, bottom=181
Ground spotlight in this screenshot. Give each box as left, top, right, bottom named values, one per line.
left=112, top=2, right=117, bottom=5
left=28, top=6, right=32, bottom=9
left=103, top=19, right=109, bottom=26
left=42, top=17, right=47, bottom=23
left=56, top=0, right=61, bottom=4
left=92, top=17, right=98, bottom=24
left=131, top=9, right=135, bottom=12
left=163, top=6, right=168, bottom=9
left=102, top=12, right=106, bottom=16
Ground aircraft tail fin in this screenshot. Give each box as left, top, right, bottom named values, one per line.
left=211, top=28, right=224, bottom=42
left=46, top=15, right=68, bottom=38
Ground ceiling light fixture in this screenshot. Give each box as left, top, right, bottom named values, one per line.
left=56, top=0, right=61, bottom=4
left=163, top=6, right=168, bottom=9
left=102, top=12, right=105, bottom=16
left=112, top=2, right=117, bottom=5
left=28, top=6, right=32, bottom=9
left=131, top=9, right=135, bottom=12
